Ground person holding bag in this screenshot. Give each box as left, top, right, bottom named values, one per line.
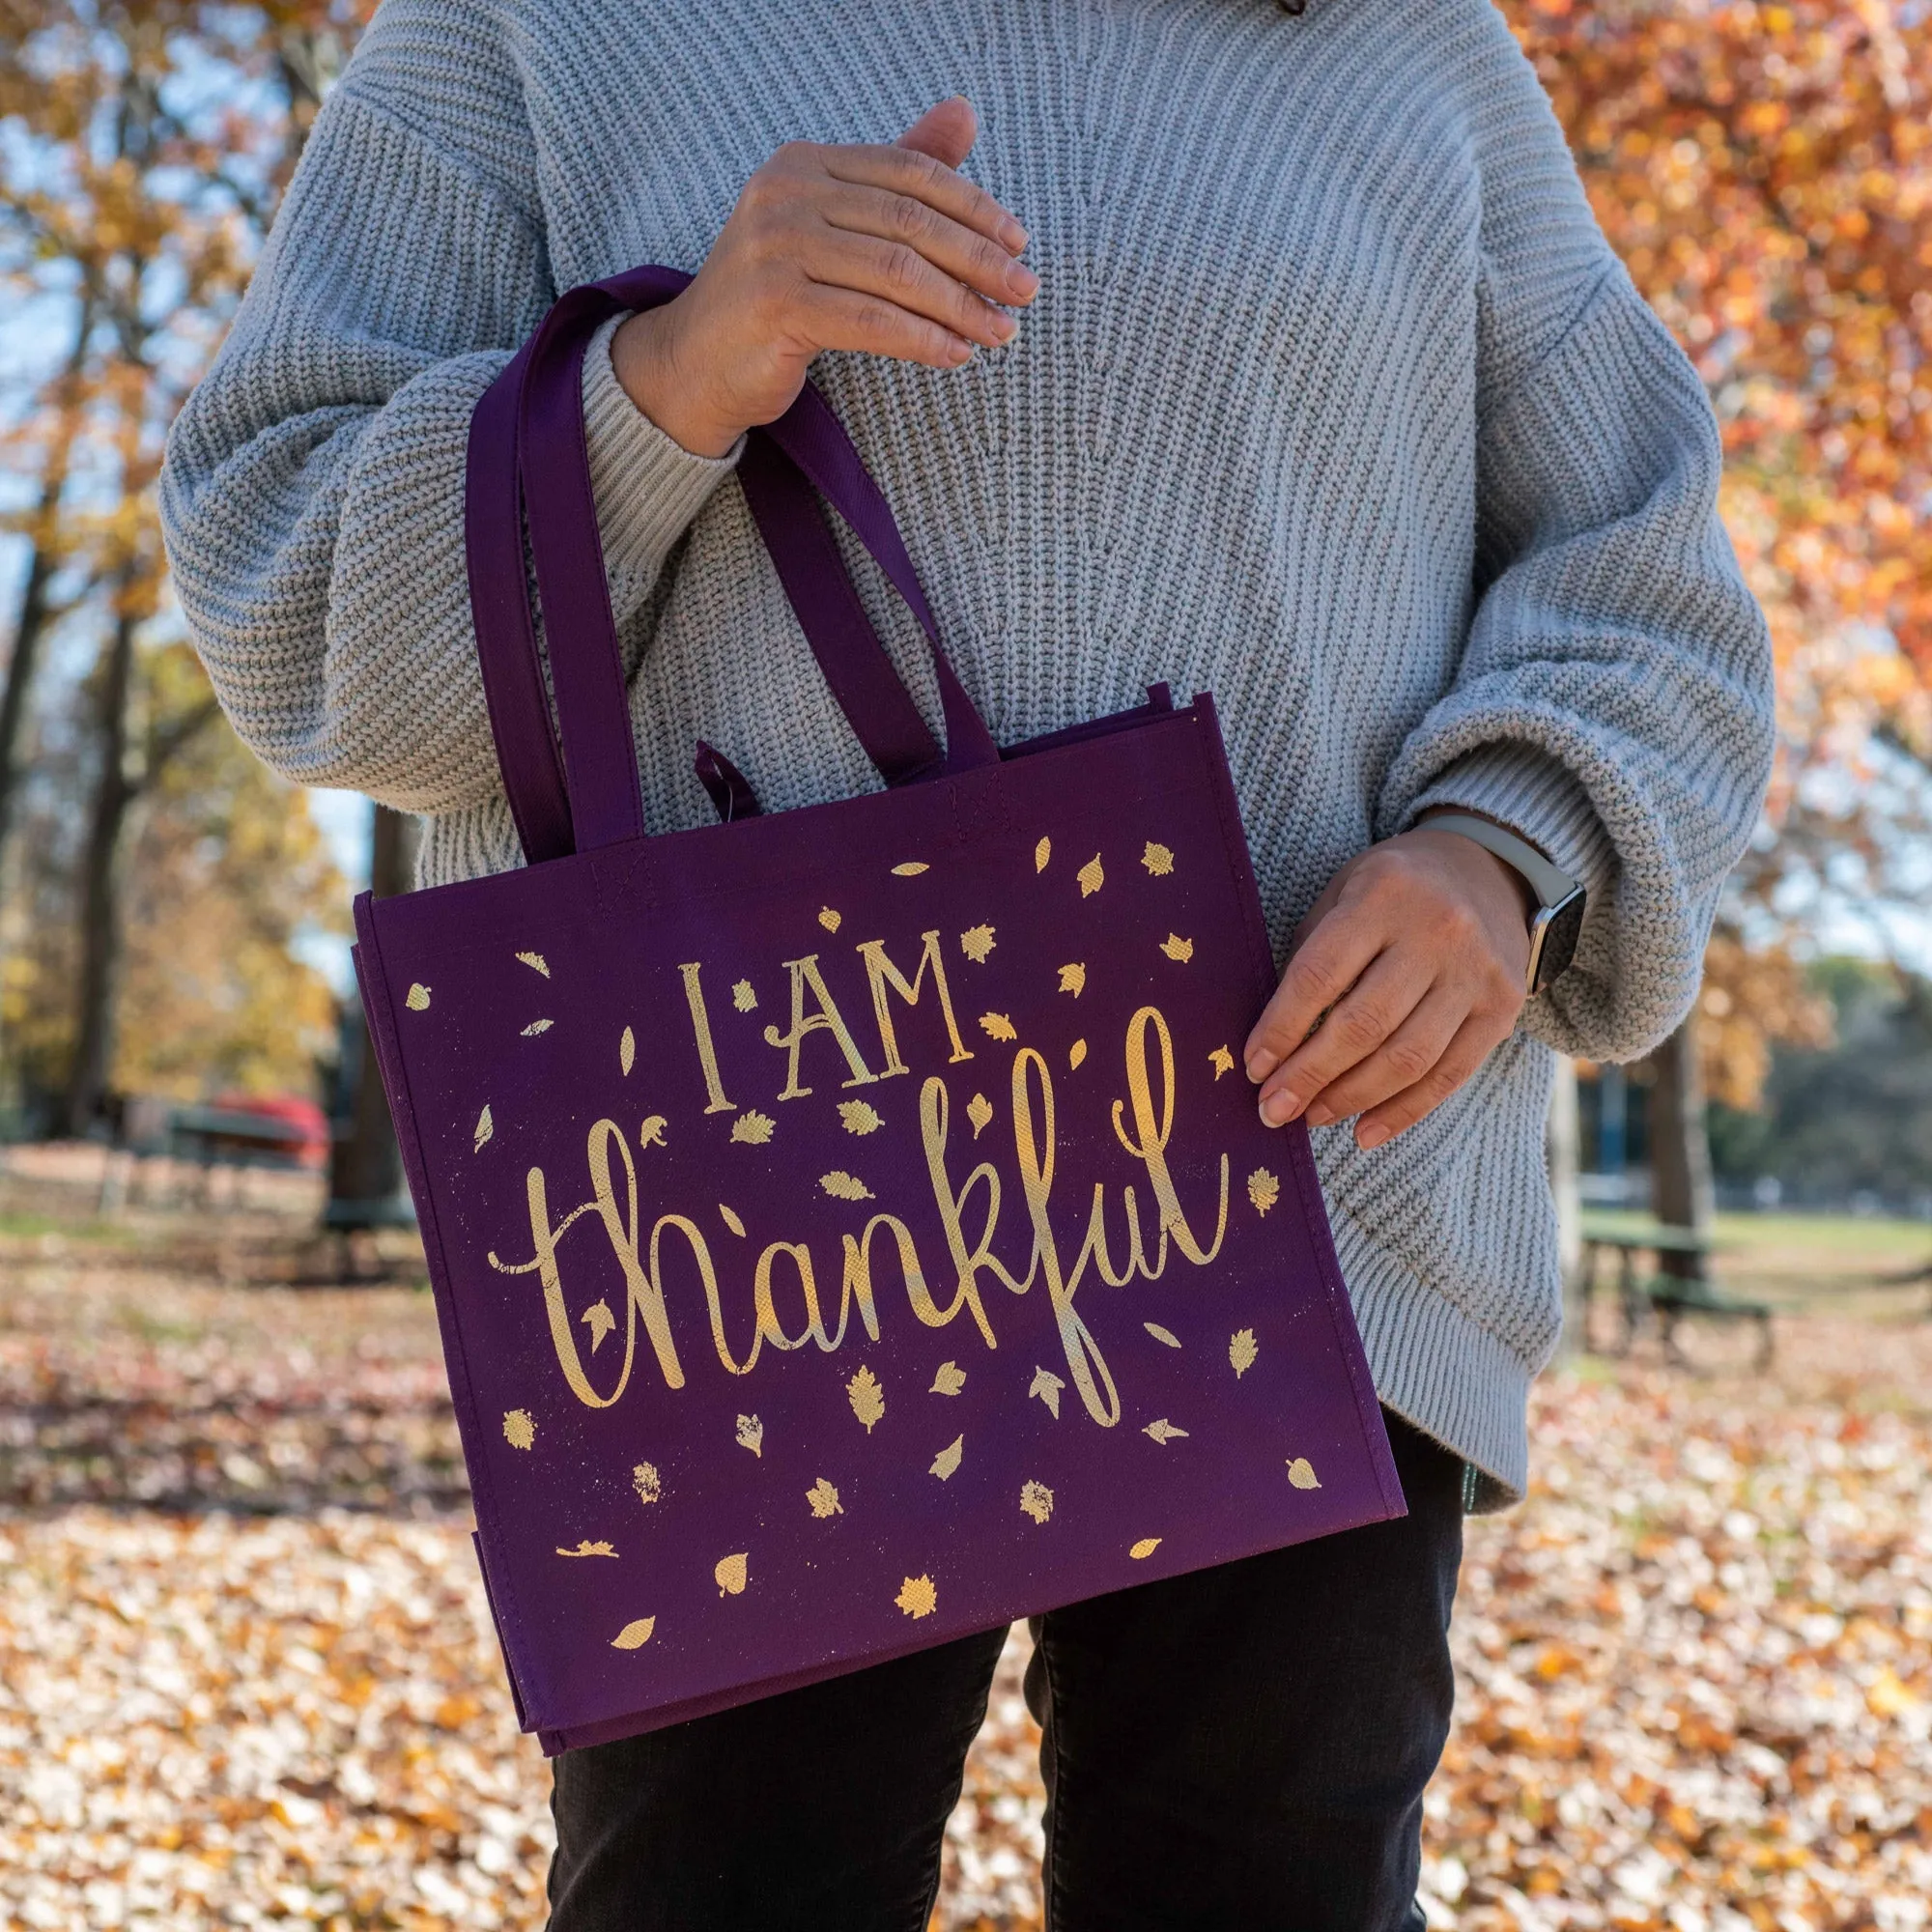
left=161, top=3, right=1774, bottom=1926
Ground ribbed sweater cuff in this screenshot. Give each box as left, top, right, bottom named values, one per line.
left=582, top=315, right=745, bottom=585
left=1405, top=741, right=1617, bottom=910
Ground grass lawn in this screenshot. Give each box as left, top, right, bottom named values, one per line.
left=1581, top=1208, right=1931, bottom=1314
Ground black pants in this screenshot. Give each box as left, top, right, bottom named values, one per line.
left=548, top=1413, right=1462, bottom=1931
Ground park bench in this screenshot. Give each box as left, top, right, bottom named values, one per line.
left=1578, top=1217, right=1774, bottom=1369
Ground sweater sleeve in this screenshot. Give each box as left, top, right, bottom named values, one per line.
left=1381, top=256, right=1776, bottom=1062
left=1375, top=24, right=1776, bottom=1064
left=159, top=77, right=737, bottom=819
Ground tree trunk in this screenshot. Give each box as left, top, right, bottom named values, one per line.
left=1648, top=1016, right=1714, bottom=1282
left=0, top=300, right=94, bottom=866
left=326, top=803, right=416, bottom=1227
left=0, top=539, right=61, bottom=864
left=58, top=602, right=140, bottom=1138
left=1548, top=1054, right=1585, bottom=1352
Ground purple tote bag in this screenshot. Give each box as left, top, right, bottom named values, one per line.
left=352, top=267, right=1404, bottom=1753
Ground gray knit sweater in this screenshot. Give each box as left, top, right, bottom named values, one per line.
left=159, top=0, right=1774, bottom=1508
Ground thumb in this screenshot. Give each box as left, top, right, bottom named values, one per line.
left=896, top=96, right=977, bottom=169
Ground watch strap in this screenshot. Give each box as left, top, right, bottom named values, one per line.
left=1420, top=811, right=1579, bottom=910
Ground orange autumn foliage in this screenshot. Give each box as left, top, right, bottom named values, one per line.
left=1505, top=0, right=1932, bottom=1103
left=1504, top=0, right=1931, bottom=686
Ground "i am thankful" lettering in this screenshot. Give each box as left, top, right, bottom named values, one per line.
left=487, top=989, right=1229, bottom=1428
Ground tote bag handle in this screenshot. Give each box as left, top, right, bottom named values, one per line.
left=466, top=267, right=1000, bottom=864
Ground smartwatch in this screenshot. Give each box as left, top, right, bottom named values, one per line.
left=1422, top=812, right=1586, bottom=996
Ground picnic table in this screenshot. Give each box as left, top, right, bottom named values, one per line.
left=1578, top=1216, right=1774, bottom=1368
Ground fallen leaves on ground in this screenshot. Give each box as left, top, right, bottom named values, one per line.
left=2, top=1225, right=1928, bottom=1930
left=0, top=1508, right=553, bottom=1929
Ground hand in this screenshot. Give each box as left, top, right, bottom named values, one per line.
left=611, top=97, right=1035, bottom=458
left=1241, top=819, right=1535, bottom=1151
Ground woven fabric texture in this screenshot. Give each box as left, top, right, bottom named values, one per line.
left=158, top=0, right=1775, bottom=1506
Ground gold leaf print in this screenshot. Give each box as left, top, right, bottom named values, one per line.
left=1076, top=854, right=1105, bottom=897
left=632, top=1463, right=662, bottom=1505
left=1128, top=1537, right=1163, bottom=1560
left=522, top=1018, right=554, bottom=1037
left=581, top=1300, right=616, bottom=1352
left=847, top=1365, right=886, bottom=1432
left=1144, top=1322, right=1181, bottom=1349
left=1247, top=1168, right=1281, bottom=1216
left=1287, top=1458, right=1322, bottom=1491
left=1034, top=837, right=1051, bottom=872
left=732, top=979, right=757, bottom=1012
left=1158, top=933, right=1195, bottom=964
left=735, top=1413, right=764, bottom=1458
left=929, top=1435, right=964, bottom=1480
left=930, top=1361, right=967, bottom=1397
left=406, top=983, right=431, bottom=1010
left=1209, top=1045, right=1235, bottom=1080
left=1143, top=1418, right=1189, bottom=1444
left=718, top=1204, right=747, bottom=1238
left=817, top=907, right=842, bottom=933
left=610, top=1616, right=656, bottom=1649
left=619, top=1026, right=636, bottom=1075
left=516, top=951, right=551, bottom=978
left=1068, top=1039, right=1088, bottom=1071
left=1018, top=1480, right=1054, bottom=1524
left=639, top=1115, right=668, bottom=1149
left=472, top=1104, right=494, bottom=1153
left=959, top=923, right=997, bottom=963
left=1057, top=962, right=1086, bottom=997
left=731, top=1111, right=776, bottom=1145
left=819, top=1170, right=875, bottom=1202
left=715, top=1552, right=749, bottom=1597
left=1230, top=1328, right=1259, bottom=1378
left=502, top=1409, right=535, bottom=1451
left=838, top=1100, right=885, bottom=1135
left=896, top=1575, right=938, bottom=1620
left=807, top=1477, right=842, bottom=1518
left=1030, top=1367, right=1065, bottom=1419
left=979, top=1012, right=1016, bottom=1042
left=1141, top=841, right=1175, bottom=877
left=892, top=861, right=930, bottom=876
left=966, top=1093, right=994, bottom=1138
left=557, top=1540, right=616, bottom=1558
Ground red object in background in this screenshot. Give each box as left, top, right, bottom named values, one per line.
left=207, top=1094, right=330, bottom=1170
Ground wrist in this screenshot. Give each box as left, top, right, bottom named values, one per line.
left=1413, top=810, right=1587, bottom=995
left=611, top=306, right=743, bottom=460
left=1406, top=815, right=1537, bottom=922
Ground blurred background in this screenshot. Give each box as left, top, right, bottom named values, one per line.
left=1, top=4, right=1927, bottom=1929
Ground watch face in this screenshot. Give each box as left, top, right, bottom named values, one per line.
left=1531, top=889, right=1586, bottom=993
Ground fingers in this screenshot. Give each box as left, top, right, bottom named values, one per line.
left=802, top=228, right=1017, bottom=350
left=1298, top=986, right=1465, bottom=1131
left=793, top=283, right=981, bottom=369
left=817, top=183, right=1038, bottom=309
left=1353, top=1015, right=1503, bottom=1150
left=895, top=96, right=978, bottom=170
left=1255, top=947, right=1428, bottom=1127
left=815, top=139, right=1028, bottom=255
left=1243, top=889, right=1385, bottom=1093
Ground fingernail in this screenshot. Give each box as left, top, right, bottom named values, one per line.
left=1000, top=218, right=1029, bottom=251
left=992, top=312, right=1018, bottom=342
left=1261, top=1089, right=1301, bottom=1128
left=1245, top=1051, right=1278, bottom=1085
left=1358, top=1122, right=1390, bottom=1151
left=949, top=339, right=976, bottom=364
left=1304, top=1103, right=1334, bottom=1128
left=1008, top=264, right=1039, bottom=298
